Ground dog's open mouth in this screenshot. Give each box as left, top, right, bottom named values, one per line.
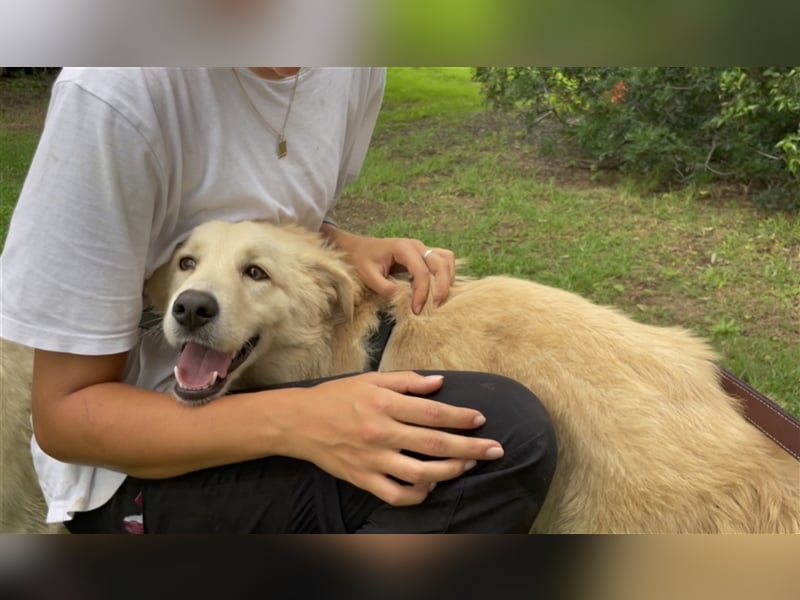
left=173, top=335, right=260, bottom=402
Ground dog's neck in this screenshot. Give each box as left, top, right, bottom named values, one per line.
left=364, top=310, right=396, bottom=371
left=327, top=285, right=394, bottom=374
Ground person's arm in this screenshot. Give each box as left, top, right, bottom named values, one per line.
left=320, top=223, right=456, bottom=314
left=31, top=349, right=283, bottom=479
left=324, top=69, right=456, bottom=313
left=33, top=350, right=503, bottom=506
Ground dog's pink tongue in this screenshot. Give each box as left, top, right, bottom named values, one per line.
left=176, top=342, right=233, bottom=388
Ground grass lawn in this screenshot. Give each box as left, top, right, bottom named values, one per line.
left=1, top=68, right=798, bottom=416
left=0, top=72, right=53, bottom=241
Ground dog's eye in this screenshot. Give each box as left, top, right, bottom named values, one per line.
left=178, top=256, right=196, bottom=271
left=244, top=265, right=270, bottom=281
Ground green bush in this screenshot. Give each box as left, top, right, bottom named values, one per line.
left=473, top=67, right=800, bottom=211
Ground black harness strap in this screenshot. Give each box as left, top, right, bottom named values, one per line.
left=365, top=311, right=397, bottom=371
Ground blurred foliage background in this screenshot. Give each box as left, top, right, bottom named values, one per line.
left=474, top=67, right=800, bottom=212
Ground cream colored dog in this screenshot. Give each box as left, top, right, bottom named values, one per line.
left=143, top=219, right=800, bottom=534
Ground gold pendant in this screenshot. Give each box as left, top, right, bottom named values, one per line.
left=277, top=135, right=288, bottom=159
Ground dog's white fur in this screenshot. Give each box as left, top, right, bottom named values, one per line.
left=144, top=220, right=800, bottom=534
left=2, top=219, right=798, bottom=533
left=0, top=337, right=63, bottom=533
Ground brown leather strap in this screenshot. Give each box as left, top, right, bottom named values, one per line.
left=719, top=368, right=800, bottom=462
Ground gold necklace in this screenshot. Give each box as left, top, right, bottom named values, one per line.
left=232, top=68, right=300, bottom=159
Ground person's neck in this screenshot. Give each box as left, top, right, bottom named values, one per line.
left=248, top=67, right=301, bottom=80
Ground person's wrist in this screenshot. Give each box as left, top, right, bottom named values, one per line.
left=322, top=225, right=362, bottom=254
left=233, top=386, right=310, bottom=461
left=320, top=221, right=343, bottom=244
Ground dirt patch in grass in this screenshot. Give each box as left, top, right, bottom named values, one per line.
left=0, top=72, right=56, bottom=130
left=332, top=197, right=421, bottom=233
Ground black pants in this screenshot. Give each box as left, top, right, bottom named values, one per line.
left=66, top=371, right=557, bottom=534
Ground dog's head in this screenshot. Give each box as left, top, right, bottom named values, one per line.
left=145, top=220, right=357, bottom=404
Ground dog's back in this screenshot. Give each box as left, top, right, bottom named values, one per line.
left=378, top=276, right=800, bottom=533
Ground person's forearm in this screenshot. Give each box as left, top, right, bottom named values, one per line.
left=319, top=223, right=365, bottom=247
left=32, top=382, right=301, bottom=479
left=320, top=220, right=348, bottom=244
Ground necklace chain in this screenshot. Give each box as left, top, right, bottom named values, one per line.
left=232, top=68, right=300, bottom=159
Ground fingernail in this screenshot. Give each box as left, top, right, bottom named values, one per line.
left=464, top=460, right=477, bottom=472
left=413, top=303, right=422, bottom=314
left=485, top=446, right=504, bottom=460
left=424, top=374, right=444, bottom=382
left=473, top=414, right=486, bottom=427
left=428, top=482, right=437, bottom=492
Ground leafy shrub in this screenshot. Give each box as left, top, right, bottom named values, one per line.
left=473, top=67, right=800, bottom=211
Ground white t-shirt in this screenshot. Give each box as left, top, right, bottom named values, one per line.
left=0, top=67, right=386, bottom=523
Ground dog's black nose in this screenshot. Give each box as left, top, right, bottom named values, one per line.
left=172, top=290, right=219, bottom=331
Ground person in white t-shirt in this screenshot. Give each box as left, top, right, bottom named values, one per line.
left=0, top=67, right=557, bottom=533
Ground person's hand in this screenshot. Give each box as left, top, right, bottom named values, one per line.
left=280, top=371, right=504, bottom=506
left=321, top=225, right=455, bottom=314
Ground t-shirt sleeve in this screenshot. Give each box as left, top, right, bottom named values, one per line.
left=333, top=67, right=387, bottom=201
left=0, top=78, right=164, bottom=355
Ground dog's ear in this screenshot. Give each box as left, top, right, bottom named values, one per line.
left=143, top=261, right=174, bottom=314
left=310, top=254, right=357, bottom=323
left=144, top=240, right=187, bottom=313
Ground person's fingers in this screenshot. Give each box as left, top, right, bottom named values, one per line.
left=363, top=474, right=432, bottom=506
left=362, top=371, right=490, bottom=430
left=385, top=455, right=478, bottom=486
left=364, top=373, right=480, bottom=425
left=360, top=370, right=446, bottom=396
left=354, top=372, right=503, bottom=459
left=384, top=393, right=503, bottom=460
left=390, top=244, right=431, bottom=315
left=422, top=248, right=456, bottom=306
left=304, top=372, right=502, bottom=506
left=345, top=236, right=457, bottom=313
left=388, top=391, right=489, bottom=431
left=397, top=423, right=503, bottom=461
left=359, top=261, right=399, bottom=299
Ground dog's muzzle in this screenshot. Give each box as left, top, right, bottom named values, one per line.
left=165, top=290, right=261, bottom=404
left=172, top=290, right=219, bottom=332
left=172, top=335, right=260, bottom=403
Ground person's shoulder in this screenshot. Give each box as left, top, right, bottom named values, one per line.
left=53, top=68, right=226, bottom=116
left=56, top=67, right=161, bottom=96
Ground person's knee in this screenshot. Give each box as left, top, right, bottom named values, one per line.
left=475, top=374, right=559, bottom=530
left=427, top=370, right=558, bottom=479
left=436, top=372, right=555, bottom=447
left=481, top=373, right=557, bottom=475
left=426, top=372, right=558, bottom=532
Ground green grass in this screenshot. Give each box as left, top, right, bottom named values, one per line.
left=0, top=130, right=39, bottom=238
left=0, top=71, right=54, bottom=242
left=1, top=68, right=798, bottom=415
